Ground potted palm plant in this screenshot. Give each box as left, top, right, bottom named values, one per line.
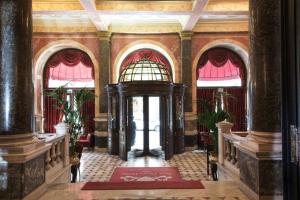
left=44, top=85, right=94, bottom=181
left=197, top=91, right=231, bottom=154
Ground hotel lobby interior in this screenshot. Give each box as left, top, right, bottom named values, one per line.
left=0, top=0, right=299, bottom=199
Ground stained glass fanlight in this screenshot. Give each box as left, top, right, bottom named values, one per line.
left=119, top=59, right=172, bottom=83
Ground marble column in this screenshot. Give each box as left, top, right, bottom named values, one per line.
left=94, top=31, right=111, bottom=151
left=0, top=0, right=33, bottom=136
left=180, top=31, right=197, bottom=151
left=237, top=0, right=283, bottom=199
left=180, top=31, right=193, bottom=112
left=0, top=1, right=49, bottom=199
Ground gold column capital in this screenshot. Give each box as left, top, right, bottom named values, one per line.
left=98, top=31, right=112, bottom=41
left=179, top=31, right=193, bottom=40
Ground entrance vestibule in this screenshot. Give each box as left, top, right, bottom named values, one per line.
left=106, top=59, right=185, bottom=161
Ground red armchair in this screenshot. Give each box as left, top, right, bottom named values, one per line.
left=77, top=133, right=94, bottom=149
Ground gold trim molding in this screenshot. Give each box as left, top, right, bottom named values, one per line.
left=193, top=21, right=249, bottom=32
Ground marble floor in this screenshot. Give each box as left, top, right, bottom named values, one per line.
left=39, top=181, right=249, bottom=200
left=79, top=150, right=211, bottom=182
left=38, top=150, right=250, bottom=200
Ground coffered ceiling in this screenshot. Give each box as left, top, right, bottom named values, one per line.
left=32, top=0, right=249, bottom=33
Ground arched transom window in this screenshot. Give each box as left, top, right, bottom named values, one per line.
left=119, top=49, right=172, bottom=83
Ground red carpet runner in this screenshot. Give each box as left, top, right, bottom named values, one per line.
left=109, top=167, right=182, bottom=182
left=82, top=167, right=204, bottom=190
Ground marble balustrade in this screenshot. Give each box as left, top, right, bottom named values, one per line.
left=216, top=121, right=248, bottom=180
left=40, top=133, right=70, bottom=184
left=221, top=132, right=248, bottom=176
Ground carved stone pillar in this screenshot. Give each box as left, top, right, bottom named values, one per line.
left=180, top=31, right=197, bottom=151
left=0, top=1, right=50, bottom=199
left=237, top=0, right=283, bottom=199
left=94, top=31, right=111, bottom=151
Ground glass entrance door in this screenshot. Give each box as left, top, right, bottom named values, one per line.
left=128, top=96, right=162, bottom=157
left=149, top=97, right=162, bottom=153
left=131, top=96, right=144, bottom=151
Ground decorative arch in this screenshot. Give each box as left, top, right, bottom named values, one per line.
left=192, top=40, right=249, bottom=132
left=192, top=39, right=249, bottom=115
left=33, top=40, right=100, bottom=132
left=113, top=40, right=179, bottom=83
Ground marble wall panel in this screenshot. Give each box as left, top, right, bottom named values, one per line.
left=239, top=151, right=283, bottom=196
left=95, top=121, right=108, bottom=132
left=184, top=119, right=197, bottom=132
left=0, top=154, right=45, bottom=200
left=184, top=135, right=197, bottom=147
left=24, top=154, right=45, bottom=196
left=95, top=136, right=108, bottom=148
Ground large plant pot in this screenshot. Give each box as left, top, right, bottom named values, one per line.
left=70, top=154, right=80, bottom=183
left=71, top=164, right=79, bottom=183
left=54, top=122, right=69, bottom=135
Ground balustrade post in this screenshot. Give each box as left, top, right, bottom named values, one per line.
left=227, top=141, right=232, bottom=161
left=45, top=149, right=51, bottom=170
left=50, top=143, right=57, bottom=167
left=235, top=149, right=240, bottom=168
left=231, top=143, right=237, bottom=165
left=56, top=141, right=62, bottom=163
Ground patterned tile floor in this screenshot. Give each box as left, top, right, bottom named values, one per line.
left=79, top=149, right=212, bottom=182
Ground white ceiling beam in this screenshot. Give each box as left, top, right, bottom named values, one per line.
left=79, top=0, right=107, bottom=31
left=183, top=0, right=209, bottom=31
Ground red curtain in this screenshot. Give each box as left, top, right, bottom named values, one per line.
left=44, top=89, right=95, bottom=133
left=44, top=48, right=95, bottom=88
left=224, top=88, right=247, bottom=131
left=44, top=89, right=60, bottom=133
left=120, top=49, right=171, bottom=71
left=197, top=88, right=217, bottom=132
left=196, top=48, right=247, bottom=133
left=197, top=47, right=245, bottom=84
left=80, top=89, right=95, bottom=133
left=43, top=49, right=95, bottom=133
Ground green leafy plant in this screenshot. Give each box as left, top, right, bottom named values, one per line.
left=197, top=91, right=231, bottom=153
left=44, top=86, right=95, bottom=156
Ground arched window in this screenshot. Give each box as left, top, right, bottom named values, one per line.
left=119, top=49, right=172, bottom=80
left=197, top=48, right=245, bottom=87
left=196, top=47, right=246, bottom=133
left=43, top=49, right=95, bottom=133
left=119, top=59, right=172, bottom=82
left=44, top=49, right=95, bottom=88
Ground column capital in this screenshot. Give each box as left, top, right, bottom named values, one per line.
left=179, top=31, right=193, bottom=40
left=97, top=31, right=112, bottom=41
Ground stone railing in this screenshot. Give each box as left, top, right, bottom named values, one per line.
left=40, top=133, right=70, bottom=184
left=217, top=121, right=248, bottom=180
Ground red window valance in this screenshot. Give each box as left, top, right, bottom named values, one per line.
left=120, top=49, right=171, bottom=71
left=44, top=49, right=95, bottom=88
left=197, top=48, right=245, bottom=85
